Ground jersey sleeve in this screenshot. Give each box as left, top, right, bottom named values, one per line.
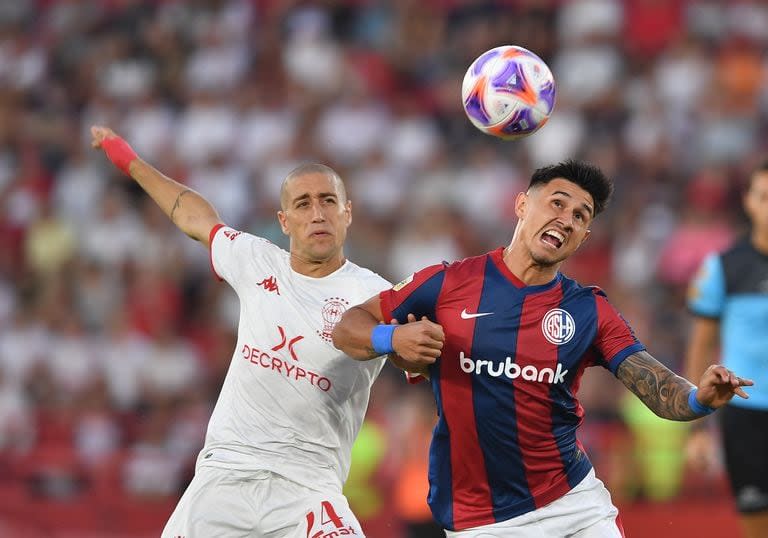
left=591, top=289, right=646, bottom=375
left=687, top=254, right=726, bottom=319
left=379, top=264, right=446, bottom=323
left=209, top=224, right=283, bottom=289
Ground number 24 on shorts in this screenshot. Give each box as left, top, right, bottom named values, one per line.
left=304, top=500, right=358, bottom=537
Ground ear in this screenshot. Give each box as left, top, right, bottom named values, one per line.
left=277, top=210, right=289, bottom=235
left=344, top=200, right=352, bottom=226
left=514, top=192, right=528, bottom=220
left=577, top=229, right=591, bottom=248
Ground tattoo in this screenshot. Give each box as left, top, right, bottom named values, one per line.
left=616, top=351, right=698, bottom=421
left=170, top=189, right=192, bottom=223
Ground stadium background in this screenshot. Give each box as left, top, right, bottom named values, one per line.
left=0, top=0, right=763, bottom=536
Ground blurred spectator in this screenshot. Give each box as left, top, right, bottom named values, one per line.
left=657, top=171, right=736, bottom=287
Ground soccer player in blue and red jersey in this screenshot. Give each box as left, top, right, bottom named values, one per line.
left=332, top=159, right=753, bottom=537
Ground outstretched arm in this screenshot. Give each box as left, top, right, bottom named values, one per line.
left=91, top=125, right=223, bottom=247
left=617, top=350, right=752, bottom=421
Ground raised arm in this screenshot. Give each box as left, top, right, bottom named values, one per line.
left=331, top=295, right=444, bottom=366
left=617, top=350, right=752, bottom=421
left=90, top=125, right=223, bottom=247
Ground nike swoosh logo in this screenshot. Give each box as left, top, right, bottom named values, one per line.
left=460, top=308, right=494, bottom=319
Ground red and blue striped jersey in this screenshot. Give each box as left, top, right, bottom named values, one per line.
left=380, top=248, right=644, bottom=531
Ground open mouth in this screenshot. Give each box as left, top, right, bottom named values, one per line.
left=540, top=229, right=564, bottom=250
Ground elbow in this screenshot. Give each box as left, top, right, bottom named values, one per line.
left=331, top=322, right=352, bottom=354
left=330, top=324, right=344, bottom=350
left=331, top=321, right=367, bottom=361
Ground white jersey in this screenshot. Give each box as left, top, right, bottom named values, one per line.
left=202, top=226, right=390, bottom=492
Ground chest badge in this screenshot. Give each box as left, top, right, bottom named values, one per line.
left=318, top=297, right=350, bottom=343
left=542, top=308, right=575, bottom=345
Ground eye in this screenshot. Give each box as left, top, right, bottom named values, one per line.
left=296, top=200, right=309, bottom=208
left=553, top=199, right=562, bottom=208
left=324, top=197, right=337, bottom=204
left=574, top=212, right=584, bottom=222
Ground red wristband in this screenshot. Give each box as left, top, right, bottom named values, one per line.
left=101, top=136, right=138, bottom=175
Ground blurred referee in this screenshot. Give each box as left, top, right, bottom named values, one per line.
left=685, top=161, right=768, bottom=538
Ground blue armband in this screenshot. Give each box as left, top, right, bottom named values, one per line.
left=688, top=388, right=716, bottom=416
left=371, top=325, right=396, bottom=355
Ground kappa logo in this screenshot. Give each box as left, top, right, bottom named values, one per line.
left=272, top=325, right=304, bottom=361
left=223, top=229, right=242, bottom=241
left=258, top=275, right=280, bottom=295
left=541, top=308, right=575, bottom=345
left=460, top=308, right=494, bottom=319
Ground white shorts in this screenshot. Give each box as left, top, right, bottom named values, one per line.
left=445, top=469, right=624, bottom=538
left=161, top=465, right=365, bottom=538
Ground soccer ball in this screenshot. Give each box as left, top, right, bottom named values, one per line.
left=461, top=45, right=556, bottom=140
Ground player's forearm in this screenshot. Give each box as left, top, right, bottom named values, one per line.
left=617, top=351, right=700, bottom=421
left=129, top=159, right=222, bottom=244
left=684, top=321, right=719, bottom=382
left=683, top=339, right=718, bottom=431
left=332, top=306, right=383, bottom=361
left=684, top=344, right=713, bottom=387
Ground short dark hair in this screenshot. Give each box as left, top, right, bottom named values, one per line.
left=280, top=163, right=347, bottom=210
left=528, top=159, right=613, bottom=216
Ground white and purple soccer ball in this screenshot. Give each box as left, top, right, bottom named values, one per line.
left=461, top=45, right=556, bottom=141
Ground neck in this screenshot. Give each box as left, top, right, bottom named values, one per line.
left=503, top=243, right=560, bottom=286
left=751, top=229, right=768, bottom=255
left=290, top=252, right=346, bottom=277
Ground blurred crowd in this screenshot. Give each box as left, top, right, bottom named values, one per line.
left=0, top=0, right=766, bottom=536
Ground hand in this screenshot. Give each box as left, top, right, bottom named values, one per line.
left=695, top=364, right=753, bottom=408
left=390, top=313, right=444, bottom=368
left=387, top=318, right=431, bottom=379
left=90, top=125, right=138, bottom=176
left=90, top=125, right=118, bottom=148
left=388, top=352, right=430, bottom=377
left=685, top=429, right=719, bottom=475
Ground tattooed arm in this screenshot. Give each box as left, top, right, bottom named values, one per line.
left=617, top=350, right=753, bottom=421
left=91, top=125, right=223, bottom=247
left=617, top=351, right=698, bottom=420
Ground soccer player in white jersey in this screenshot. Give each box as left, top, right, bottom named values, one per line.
left=90, top=125, right=393, bottom=538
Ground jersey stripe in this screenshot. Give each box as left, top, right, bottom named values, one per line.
left=593, top=291, right=644, bottom=373
left=382, top=264, right=445, bottom=323
left=549, top=285, right=597, bottom=490
left=439, top=256, right=495, bottom=530
left=516, top=284, right=569, bottom=508
left=472, top=257, right=532, bottom=520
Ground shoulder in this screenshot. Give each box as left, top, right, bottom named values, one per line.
left=558, top=278, right=624, bottom=325
left=721, top=237, right=756, bottom=266
left=559, top=274, right=606, bottom=299
left=442, top=251, right=492, bottom=276
left=212, top=227, right=288, bottom=262
left=342, top=261, right=392, bottom=292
